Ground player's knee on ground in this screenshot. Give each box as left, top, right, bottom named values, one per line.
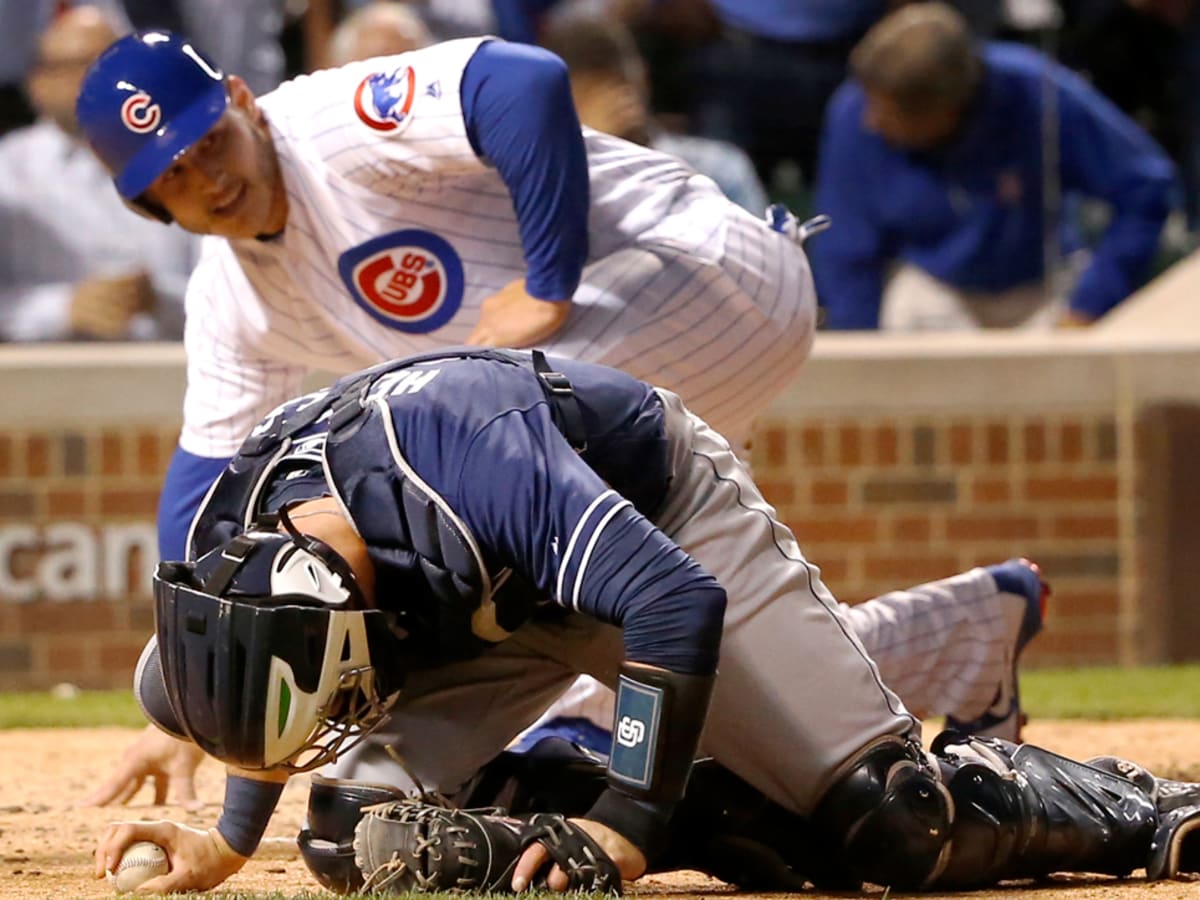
left=809, top=734, right=952, bottom=889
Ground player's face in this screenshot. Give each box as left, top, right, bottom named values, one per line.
left=863, top=89, right=964, bottom=151
left=144, top=77, right=288, bottom=239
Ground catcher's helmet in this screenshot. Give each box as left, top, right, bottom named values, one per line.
left=146, top=510, right=402, bottom=771
left=75, top=31, right=228, bottom=200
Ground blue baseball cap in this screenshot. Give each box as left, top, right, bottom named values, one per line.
left=75, top=31, right=229, bottom=199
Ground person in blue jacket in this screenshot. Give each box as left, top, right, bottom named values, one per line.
left=811, top=1, right=1178, bottom=331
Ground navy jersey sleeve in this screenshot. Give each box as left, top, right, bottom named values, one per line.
left=460, top=40, right=589, bottom=301
left=453, top=404, right=725, bottom=675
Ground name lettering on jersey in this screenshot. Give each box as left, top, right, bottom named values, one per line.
left=120, top=91, right=162, bottom=134
left=366, top=367, right=441, bottom=401
left=353, top=66, right=416, bottom=134
left=337, top=229, right=464, bottom=333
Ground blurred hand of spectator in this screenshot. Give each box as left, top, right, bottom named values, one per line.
left=69, top=270, right=156, bottom=340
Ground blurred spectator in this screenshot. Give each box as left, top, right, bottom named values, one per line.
left=327, top=1, right=434, bottom=66
left=0, top=0, right=128, bottom=136
left=120, top=0, right=287, bottom=94
left=541, top=15, right=769, bottom=213
left=811, top=2, right=1176, bottom=331
left=0, top=6, right=195, bottom=342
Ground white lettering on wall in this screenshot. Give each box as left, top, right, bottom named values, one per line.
left=0, top=522, right=157, bottom=603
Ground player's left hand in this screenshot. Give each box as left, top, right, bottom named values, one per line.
left=511, top=817, right=646, bottom=891
left=94, top=819, right=247, bottom=893
left=1057, top=309, right=1095, bottom=329
left=467, top=278, right=571, bottom=348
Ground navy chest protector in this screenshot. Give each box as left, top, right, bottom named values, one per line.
left=189, top=349, right=584, bottom=663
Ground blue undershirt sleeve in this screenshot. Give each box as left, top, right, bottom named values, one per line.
left=490, top=0, right=564, bottom=44
left=460, top=40, right=589, bottom=301
left=157, top=445, right=232, bottom=561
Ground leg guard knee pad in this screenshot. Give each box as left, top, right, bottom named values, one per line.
left=298, top=775, right=407, bottom=894
left=810, top=734, right=953, bottom=890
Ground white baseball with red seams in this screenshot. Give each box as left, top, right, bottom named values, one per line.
left=105, top=841, right=169, bottom=894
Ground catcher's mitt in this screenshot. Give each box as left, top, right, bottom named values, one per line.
left=353, top=798, right=622, bottom=894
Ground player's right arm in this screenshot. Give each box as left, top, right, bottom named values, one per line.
left=810, top=83, right=893, bottom=330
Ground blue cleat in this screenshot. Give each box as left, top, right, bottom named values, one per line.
left=944, top=558, right=1049, bottom=743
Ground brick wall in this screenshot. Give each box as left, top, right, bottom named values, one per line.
left=749, top=412, right=1124, bottom=669
left=0, top=410, right=1129, bottom=689
left=0, top=425, right=178, bottom=690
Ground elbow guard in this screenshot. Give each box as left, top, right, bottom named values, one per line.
left=586, top=662, right=715, bottom=860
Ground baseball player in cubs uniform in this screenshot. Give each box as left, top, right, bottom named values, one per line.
left=75, top=31, right=1037, bottom=802
left=96, top=351, right=1197, bottom=894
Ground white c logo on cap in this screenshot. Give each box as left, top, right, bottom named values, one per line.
left=121, top=91, right=162, bottom=134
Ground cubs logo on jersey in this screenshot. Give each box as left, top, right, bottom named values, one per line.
left=353, top=67, right=417, bottom=134
left=337, top=229, right=464, bottom=333
left=120, top=91, right=162, bottom=133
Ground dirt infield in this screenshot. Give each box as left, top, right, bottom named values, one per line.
left=2, top=722, right=1199, bottom=899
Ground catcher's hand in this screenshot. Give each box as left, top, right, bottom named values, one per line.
left=353, top=799, right=622, bottom=894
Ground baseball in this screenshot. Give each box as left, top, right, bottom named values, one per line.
left=105, top=841, right=169, bottom=894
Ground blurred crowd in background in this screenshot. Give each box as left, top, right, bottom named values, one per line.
left=0, top=0, right=1196, bottom=341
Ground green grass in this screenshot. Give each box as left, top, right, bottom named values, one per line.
left=3, top=665, right=1199, bottom=728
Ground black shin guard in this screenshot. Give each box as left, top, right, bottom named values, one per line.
left=929, top=733, right=1158, bottom=888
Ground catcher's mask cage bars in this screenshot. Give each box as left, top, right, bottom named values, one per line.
left=152, top=519, right=401, bottom=772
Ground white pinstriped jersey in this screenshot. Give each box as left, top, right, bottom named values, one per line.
left=181, top=37, right=817, bottom=456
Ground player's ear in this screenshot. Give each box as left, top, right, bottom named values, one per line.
left=226, top=75, right=258, bottom=113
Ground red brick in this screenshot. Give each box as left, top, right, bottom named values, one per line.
left=873, top=426, right=899, bottom=466
left=45, top=489, right=87, bottom=518
left=26, top=435, right=51, bottom=477
left=17, top=602, right=115, bottom=633
left=972, top=478, right=1011, bottom=504
left=100, top=488, right=160, bottom=517
left=45, top=636, right=93, bottom=674
left=1052, top=515, right=1119, bottom=540
left=1032, top=628, right=1118, bottom=663
left=761, top=427, right=787, bottom=468
left=814, top=555, right=849, bottom=587
left=136, top=431, right=162, bottom=477
left=811, top=478, right=849, bottom=506
left=100, top=432, right=124, bottom=476
left=99, top=637, right=150, bottom=675
left=946, top=515, right=1038, bottom=541
left=891, top=517, right=932, bottom=542
left=949, top=424, right=973, bottom=465
left=756, top=479, right=796, bottom=506
left=800, top=426, right=824, bottom=466
left=985, top=424, right=1009, bottom=465
left=1050, top=588, right=1120, bottom=618
left=794, top=516, right=879, bottom=544
left=1025, top=475, right=1118, bottom=503
left=838, top=425, right=862, bottom=466
left=1023, top=422, right=1047, bottom=463
left=864, top=554, right=958, bottom=583
left=0, top=434, right=12, bottom=477
left=1061, top=422, right=1084, bottom=463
